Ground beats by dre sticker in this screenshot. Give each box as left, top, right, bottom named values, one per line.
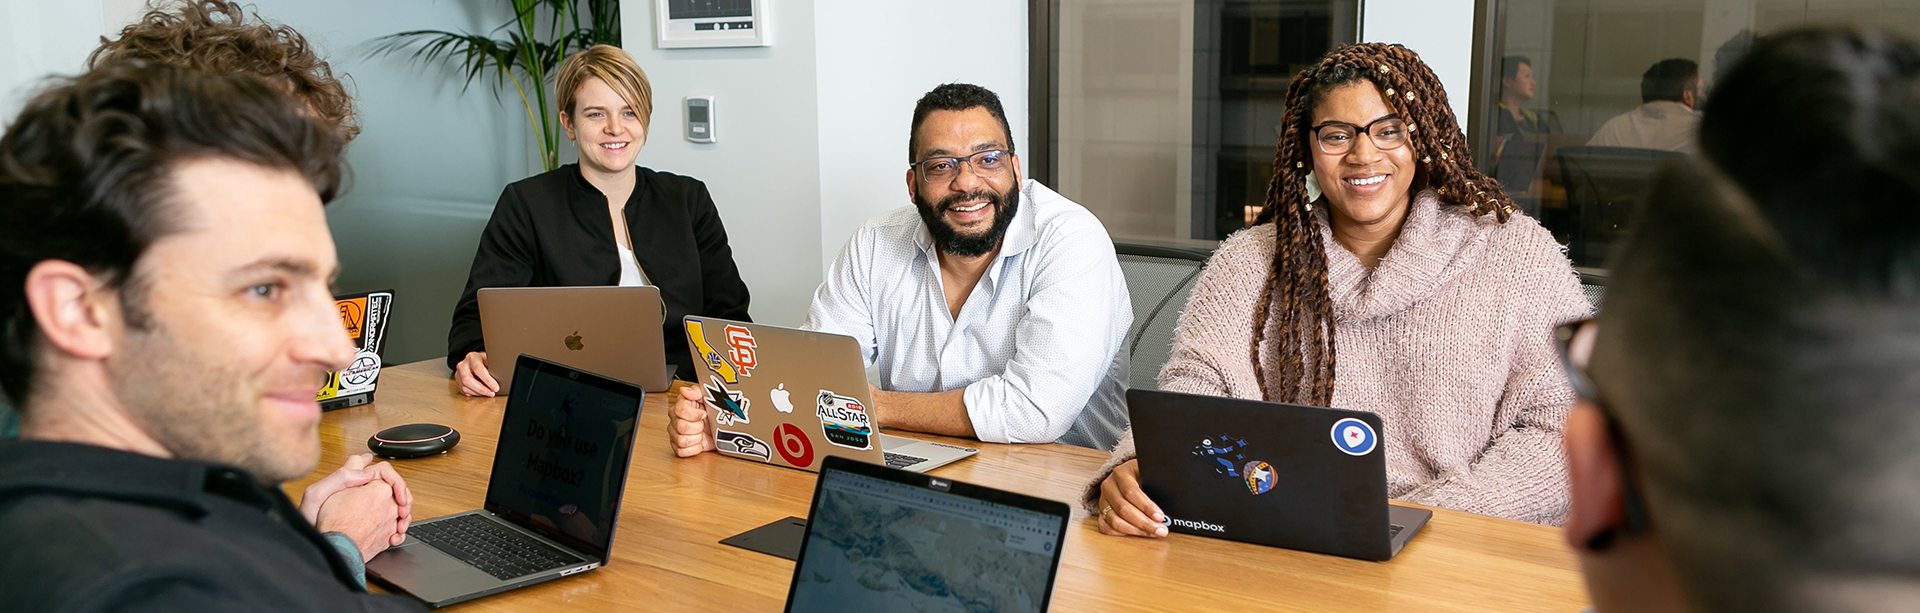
left=774, top=423, right=815, bottom=468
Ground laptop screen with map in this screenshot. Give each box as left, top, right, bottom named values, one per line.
left=784, top=456, right=1070, bottom=613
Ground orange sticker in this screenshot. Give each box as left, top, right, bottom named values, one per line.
left=338, top=297, right=367, bottom=341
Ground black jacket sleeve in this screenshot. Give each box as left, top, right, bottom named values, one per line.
left=689, top=180, right=752, bottom=323
left=447, top=183, right=541, bottom=369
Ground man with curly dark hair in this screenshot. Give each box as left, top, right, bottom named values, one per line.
left=88, top=0, right=359, bottom=141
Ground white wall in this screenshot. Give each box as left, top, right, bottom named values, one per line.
left=1361, top=0, right=1476, bottom=133
left=621, top=0, right=1028, bottom=324
left=0, top=2, right=106, bottom=125
left=812, top=1, right=1029, bottom=274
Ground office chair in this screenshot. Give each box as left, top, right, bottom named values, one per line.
left=1556, top=146, right=1684, bottom=267
left=1579, top=269, right=1607, bottom=312
left=1114, top=243, right=1212, bottom=390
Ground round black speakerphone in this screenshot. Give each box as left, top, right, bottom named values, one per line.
left=368, top=423, right=460, bottom=459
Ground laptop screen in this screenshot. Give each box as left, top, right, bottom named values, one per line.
left=484, top=356, right=643, bottom=561
left=787, top=465, right=1066, bottom=612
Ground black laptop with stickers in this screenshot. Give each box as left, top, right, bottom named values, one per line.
left=1128, top=389, right=1431, bottom=561
left=318, top=290, right=393, bottom=411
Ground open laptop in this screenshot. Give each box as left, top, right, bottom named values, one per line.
left=1128, top=389, right=1431, bottom=561
left=367, top=354, right=644, bottom=608
left=478, top=286, right=671, bottom=392
left=784, top=456, right=1070, bottom=613
left=318, top=289, right=393, bottom=411
left=683, top=316, right=976, bottom=473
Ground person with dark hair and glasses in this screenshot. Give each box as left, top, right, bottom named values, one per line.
left=1562, top=28, right=1920, bottom=612
left=1586, top=58, right=1705, bottom=153
left=0, top=64, right=421, bottom=610
left=666, top=83, right=1132, bottom=452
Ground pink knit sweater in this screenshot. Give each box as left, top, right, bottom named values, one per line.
left=1086, top=190, right=1590, bottom=526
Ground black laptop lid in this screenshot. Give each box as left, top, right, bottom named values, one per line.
left=483, top=354, right=644, bottom=564
left=784, top=456, right=1070, bottom=613
left=1129, top=389, right=1394, bottom=560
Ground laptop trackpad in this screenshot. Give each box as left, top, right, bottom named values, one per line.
left=368, top=540, right=501, bottom=602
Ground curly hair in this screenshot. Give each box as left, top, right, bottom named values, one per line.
left=88, top=0, right=358, bottom=141
left=1248, top=43, right=1516, bottom=405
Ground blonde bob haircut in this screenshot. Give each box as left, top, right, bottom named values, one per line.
left=556, top=44, right=652, bottom=132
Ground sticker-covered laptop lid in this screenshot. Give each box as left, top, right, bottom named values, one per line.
left=684, top=316, right=885, bottom=472
left=318, top=290, right=393, bottom=411
left=1129, top=389, right=1395, bottom=561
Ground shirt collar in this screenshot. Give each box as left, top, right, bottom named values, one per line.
left=0, top=439, right=272, bottom=517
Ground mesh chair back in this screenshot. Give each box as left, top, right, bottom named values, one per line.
left=1115, top=244, right=1211, bottom=390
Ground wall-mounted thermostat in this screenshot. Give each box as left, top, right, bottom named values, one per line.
left=685, top=96, right=715, bottom=143
left=654, top=0, right=769, bottom=49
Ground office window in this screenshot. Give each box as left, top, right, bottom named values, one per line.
left=1475, top=0, right=1920, bottom=268
left=1041, top=0, right=1357, bottom=246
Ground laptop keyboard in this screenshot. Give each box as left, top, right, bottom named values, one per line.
left=884, top=452, right=928, bottom=469
left=1389, top=524, right=1405, bottom=539
left=408, top=514, right=580, bottom=581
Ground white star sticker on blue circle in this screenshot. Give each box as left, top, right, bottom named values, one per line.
left=1331, top=417, right=1377, bottom=456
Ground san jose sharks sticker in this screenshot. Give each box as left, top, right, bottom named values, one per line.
left=816, top=389, right=873, bottom=450
left=705, top=374, right=750, bottom=426
left=1331, top=418, right=1377, bottom=456
left=716, top=430, right=771, bottom=462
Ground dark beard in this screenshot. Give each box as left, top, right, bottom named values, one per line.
left=914, top=182, right=1022, bottom=258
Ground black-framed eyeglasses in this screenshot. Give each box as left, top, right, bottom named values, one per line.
left=1310, top=116, right=1409, bottom=155
left=911, top=149, right=1012, bottom=183
left=1554, top=317, right=1652, bottom=546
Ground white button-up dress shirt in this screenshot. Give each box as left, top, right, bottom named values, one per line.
left=805, top=180, right=1131, bottom=449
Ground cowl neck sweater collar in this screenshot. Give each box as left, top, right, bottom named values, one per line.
left=1317, top=189, right=1490, bottom=323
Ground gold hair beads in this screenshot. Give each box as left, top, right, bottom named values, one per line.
left=1406, top=91, right=1416, bottom=101
left=1378, top=65, right=1390, bottom=74
left=1385, top=88, right=1396, bottom=97
left=1423, top=156, right=1432, bottom=163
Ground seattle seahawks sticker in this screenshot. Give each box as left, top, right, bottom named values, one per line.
left=715, top=430, right=771, bottom=462
left=1331, top=417, right=1377, bottom=456
left=816, top=389, right=873, bottom=450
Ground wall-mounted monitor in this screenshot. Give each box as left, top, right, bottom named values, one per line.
left=654, top=0, right=769, bottom=49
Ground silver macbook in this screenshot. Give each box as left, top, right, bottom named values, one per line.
left=478, top=286, right=670, bottom=392
left=683, top=316, right=976, bottom=473
left=366, top=355, right=643, bottom=608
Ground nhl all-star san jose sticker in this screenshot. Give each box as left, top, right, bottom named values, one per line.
left=1331, top=417, right=1377, bottom=456
left=816, top=389, right=873, bottom=450
left=704, top=374, right=750, bottom=426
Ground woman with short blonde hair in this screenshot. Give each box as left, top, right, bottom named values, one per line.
left=449, top=45, right=752, bottom=395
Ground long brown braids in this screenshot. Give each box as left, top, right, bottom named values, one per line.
left=1247, top=43, right=1515, bottom=405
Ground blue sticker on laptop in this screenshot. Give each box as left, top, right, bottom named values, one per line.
left=1243, top=460, right=1276, bottom=495
left=816, top=389, right=873, bottom=450
left=716, top=429, right=771, bottom=462
left=1192, top=434, right=1249, bottom=477
left=1331, top=418, right=1377, bottom=456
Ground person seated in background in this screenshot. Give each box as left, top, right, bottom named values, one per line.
left=448, top=44, right=750, bottom=396
left=1092, top=43, right=1589, bottom=536
left=668, top=83, right=1132, bottom=451
left=1565, top=28, right=1920, bottom=613
left=1489, top=54, right=1561, bottom=195
left=1, top=0, right=361, bottom=439
left=0, top=64, right=419, bottom=610
left=1586, top=58, right=1703, bottom=153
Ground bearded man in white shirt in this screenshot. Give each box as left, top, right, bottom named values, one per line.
left=667, top=83, right=1132, bottom=452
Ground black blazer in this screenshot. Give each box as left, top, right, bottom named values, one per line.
left=448, top=164, right=752, bottom=378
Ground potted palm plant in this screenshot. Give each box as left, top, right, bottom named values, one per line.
left=369, top=0, right=620, bottom=171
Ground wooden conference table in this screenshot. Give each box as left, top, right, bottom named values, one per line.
left=291, top=360, right=1592, bottom=612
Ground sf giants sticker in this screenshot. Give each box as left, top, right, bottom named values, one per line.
left=724, top=325, right=756, bottom=376
left=774, top=423, right=815, bottom=468
left=716, top=430, right=771, bottom=462
left=684, top=319, right=740, bottom=384
left=816, top=390, right=873, bottom=451
left=704, top=374, right=751, bottom=426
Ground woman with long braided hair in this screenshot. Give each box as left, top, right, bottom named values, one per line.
left=1086, top=43, right=1590, bottom=531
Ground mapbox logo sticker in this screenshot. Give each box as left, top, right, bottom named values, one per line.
left=1332, top=418, right=1377, bottom=456
left=705, top=374, right=751, bottom=426
left=724, top=325, right=756, bottom=377
left=816, top=389, right=873, bottom=450
left=774, top=423, right=815, bottom=467
left=716, top=430, right=771, bottom=461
